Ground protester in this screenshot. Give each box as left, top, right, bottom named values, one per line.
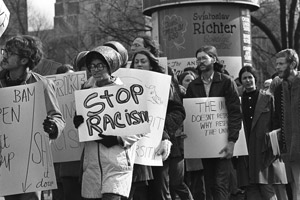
left=0, top=35, right=65, bottom=200
left=235, top=66, right=287, bottom=200
left=55, top=62, right=84, bottom=200
left=56, top=64, right=74, bottom=74
left=185, top=45, right=242, bottom=200
left=178, top=72, right=205, bottom=200
left=130, top=35, right=160, bottom=58
left=73, top=46, right=143, bottom=200
left=73, top=51, right=89, bottom=75
left=178, top=71, right=197, bottom=96
left=128, top=36, right=173, bottom=200
left=183, top=67, right=199, bottom=78
left=273, top=49, right=300, bottom=200
left=129, top=49, right=186, bottom=200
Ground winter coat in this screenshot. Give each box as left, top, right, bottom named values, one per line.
left=235, top=90, right=287, bottom=187
left=185, top=71, right=242, bottom=142
left=0, top=70, right=65, bottom=138
left=273, top=74, right=300, bottom=162
left=80, top=77, right=142, bottom=198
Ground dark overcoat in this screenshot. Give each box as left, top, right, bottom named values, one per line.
left=236, top=90, right=287, bottom=187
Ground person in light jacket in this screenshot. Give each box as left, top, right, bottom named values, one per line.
left=73, top=46, right=143, bottom=200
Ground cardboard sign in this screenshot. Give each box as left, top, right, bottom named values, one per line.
left=0, top=0, right=9, bottom=37
left=184, top=97, right=248, bottom=158
left=75, top=80, right=150, bottom=142
left=46, top=71, right=87, bottom=162
left=114, top=68, right=171, bottom=166
left=0, top=82, right=57, bottom=196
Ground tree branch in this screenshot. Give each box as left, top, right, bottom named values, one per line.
left=251, top=16, right=281, bottom=52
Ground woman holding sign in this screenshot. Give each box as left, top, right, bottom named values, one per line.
left=129, top=49, right=189, bottom=200
left=73, top=45, right=143, bottom=200
left=235, top=66, right=287, bottom=200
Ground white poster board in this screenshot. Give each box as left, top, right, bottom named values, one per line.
left=0, top=0, right=10, bottom=37
left=184, top=97, right=248, bottom=158
left=0, top=82, right=57, bottom=196
left=46, top=71, right=87, bottom=162
left=74, top=81, right=150, bottom=142
left=114, top=68, right=171, bottom=166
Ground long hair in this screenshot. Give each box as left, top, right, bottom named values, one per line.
left=195, top=45, right=225, bottom=74
left=130, top=50, right=165, bottom=74
left=135, top=35, right=161, bottom=57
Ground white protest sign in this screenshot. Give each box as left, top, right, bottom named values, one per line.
left=0, top=82, right=57, bottom=196
left=184, top=97, right=248, bottom=158
left=46, top=71, right=87, bottom=162
left=114, top=68, right=171, bottom=166
left=74, top=81, right=150, bottom=142
left=0, top=0, right=10, bottom=37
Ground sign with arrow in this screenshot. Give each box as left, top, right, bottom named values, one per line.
left=0, top=81, right=57, bottom=196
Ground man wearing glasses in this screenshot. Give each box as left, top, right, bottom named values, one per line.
left=0, top=35, right=65, bottom=200
left=185, top=45, right=241, bottom=200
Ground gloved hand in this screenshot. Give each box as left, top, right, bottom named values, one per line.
left=156, top=139, right=172, bottom=161
left=96, top=133, right=119, bottom=148
left=73, top=114, right=84, bottom=129
left=43, top=116, right=58, bottom=139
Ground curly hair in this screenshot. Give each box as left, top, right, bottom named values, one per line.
left=134, top=35, right=161, bottom=57
left=5, top=35, right=44, bottom=70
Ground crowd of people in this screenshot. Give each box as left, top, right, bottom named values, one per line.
left=0, top=33, right=300, bottom=200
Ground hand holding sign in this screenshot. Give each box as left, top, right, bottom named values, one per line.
left=43, top=116, right=59, bottom=139
left=219, top=141, right=235, bottom=159
left=97, top=134, right=119, bottom=148
left=73, top=114, right=84, bottom=129
left=156, top=139, right=172, bottom=161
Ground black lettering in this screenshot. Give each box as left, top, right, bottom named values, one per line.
left=100, top=90, right=114, bottom=108
left=116, top=88, right=130, bottom=104
left=130, top=84, right=144, bottom=104
left=84, top=92, right=105, bottom=116
left=86, top=115, right=102, bottom=136
left=114, top=112, right=126, bottom=128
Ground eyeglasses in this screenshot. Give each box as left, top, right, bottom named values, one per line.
left=1, top=48, right=20, bottom=57
left=196, top=56, right=211, bottom=64
left=88, top=62, right=106, bottom=71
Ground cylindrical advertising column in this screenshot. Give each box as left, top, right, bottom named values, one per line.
left=143, top=0, right=259, bottom=78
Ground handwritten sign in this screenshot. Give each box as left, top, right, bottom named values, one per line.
left=46, top=71, right=87, bottom=162
left=183, top=97, right=248, bottom=158
left=0, top=82, right=57, bottom=196
left=168, top=57, right=240, bottom=78
left=114, top=68, right=171, bottom=166
left=0, top=0, right=9, bottom=37
left=75, top=81, right=150, bottom=142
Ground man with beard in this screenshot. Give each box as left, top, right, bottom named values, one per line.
left=273, top=49, right=300, bottom=200
left=185, top=45, right=242, bottom=200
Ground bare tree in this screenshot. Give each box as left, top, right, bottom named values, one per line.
left=251, top=0, right=300, bottom=81
left=52, top=0, right=148, bottom=64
